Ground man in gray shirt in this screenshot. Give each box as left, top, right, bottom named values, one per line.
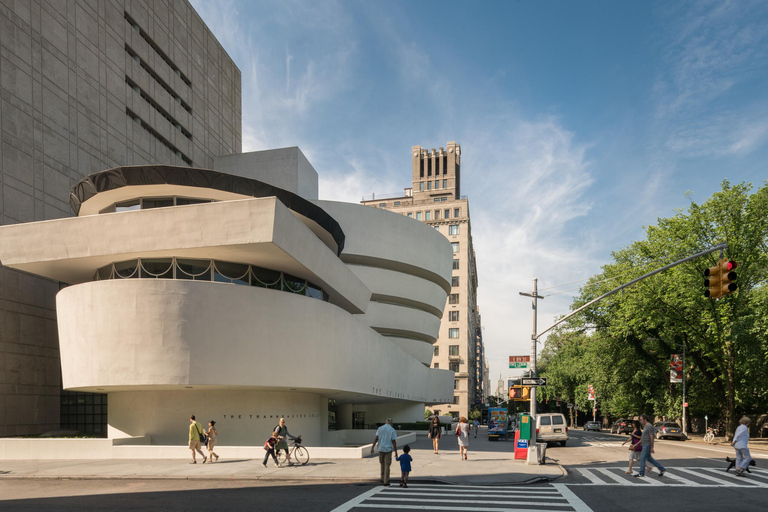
left=635, top=414, right=666, bottom=478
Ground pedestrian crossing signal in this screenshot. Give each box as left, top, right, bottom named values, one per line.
left=509, top=386, right=530, bottom=401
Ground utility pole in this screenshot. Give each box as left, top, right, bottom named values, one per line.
left=682, top=343, right=687, bottom=436
left=519, top=279, right=544, bottom=419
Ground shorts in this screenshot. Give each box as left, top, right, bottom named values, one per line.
left=629, top=450, right=640, bottom=461
left=189, top=440, right=202, bottom=450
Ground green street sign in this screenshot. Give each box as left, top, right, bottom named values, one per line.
left=509, top=362, right=529, bottom=369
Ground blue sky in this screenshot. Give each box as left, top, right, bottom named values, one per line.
left=191, top=0, right=768, bottom=391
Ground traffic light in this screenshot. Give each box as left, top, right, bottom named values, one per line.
left=704, top=259, right=737, bottom=299
left=509, top=386, right=530, bottom=401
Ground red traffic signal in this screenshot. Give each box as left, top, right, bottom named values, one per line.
left=704, top=259, right=737, bottom=298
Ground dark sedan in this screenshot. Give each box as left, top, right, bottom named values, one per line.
left=610, top=418, right=634, bottom=434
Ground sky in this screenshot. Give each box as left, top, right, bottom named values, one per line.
left=190, top=0, right=768, bottom=392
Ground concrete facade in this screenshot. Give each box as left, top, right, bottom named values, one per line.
left=0, top=161, right=455, bottom=447
left=361, top=142, right=485, bottom=420
left=0, top=0, right=241, bottom=436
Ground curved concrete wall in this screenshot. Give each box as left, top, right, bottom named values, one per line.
left=56, top=280, right=452, bottom=404
left=348, top=264, right=447, bottom=317
left=315, top=201, right=453, bottom=292
left=360, top=302, right=441, bottom=343
left=384, top=337, right=435, bottom=366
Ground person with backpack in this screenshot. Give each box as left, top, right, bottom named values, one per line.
left=262, top=432, right=279, bottom=468
left=188, top=415, right=206, bottom=464
left=273, top=418, right=295, bottom=466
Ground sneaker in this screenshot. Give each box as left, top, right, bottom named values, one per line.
left=215, top=455, right=219, bottom=462
left=202, top=459, right=206, bottom=464
left=382, top=483, right=390, bottom=486
left=633, top=473, right=644, bottom=478
left=189, top=461, right=197, bottom=464
left=403, top=483, right=408, bottom=488
left=658, top=470, right=665, bottom=478
left=262, top=463, right=267, bottom=468
left=399, top=482, right=403, bottom=487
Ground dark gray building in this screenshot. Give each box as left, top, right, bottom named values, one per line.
left=0, top=0, right=241, bottom=435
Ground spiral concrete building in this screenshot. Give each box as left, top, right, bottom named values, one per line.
left=0, top=151, right=454, bottom=449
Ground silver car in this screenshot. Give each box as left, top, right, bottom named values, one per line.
left=583, top=421, right=601, bottom=431
left=654, top=421, right=685, bottom=440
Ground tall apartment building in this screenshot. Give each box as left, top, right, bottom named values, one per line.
left=0, top=0, right=240, bottom=436
left=361, top=142, right=483, bottom=419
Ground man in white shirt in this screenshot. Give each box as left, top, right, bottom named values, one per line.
left=731, top=416, right=752, bottom=476
left=371, top=418, right=398, bottom=486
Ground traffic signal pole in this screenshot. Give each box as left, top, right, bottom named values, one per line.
left=533, top=243, right=728, bottom=341
left=519, top=243, right=728, bottom=422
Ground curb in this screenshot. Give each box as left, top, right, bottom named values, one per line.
left=0, top=467, right=566, bottom=486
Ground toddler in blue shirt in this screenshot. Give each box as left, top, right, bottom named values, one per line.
left=396, top=444, right=413, bottom=487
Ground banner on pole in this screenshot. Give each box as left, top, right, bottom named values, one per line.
left=670, top=354, right=683, bottom=383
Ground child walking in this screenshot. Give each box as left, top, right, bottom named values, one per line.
left=396, top=445, right=413, bottom=488
left=262, top=432, right=279, bottom=468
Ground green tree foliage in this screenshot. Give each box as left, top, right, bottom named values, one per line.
left=539, top=181, right=768, bottom=438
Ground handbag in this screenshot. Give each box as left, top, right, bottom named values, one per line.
left=455, top=426, right=461, bottom=437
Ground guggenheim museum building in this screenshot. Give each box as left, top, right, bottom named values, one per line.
left=0, top=150, right=455, bottom=447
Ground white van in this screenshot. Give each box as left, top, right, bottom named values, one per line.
left=536, top=413, right=569, bottom=446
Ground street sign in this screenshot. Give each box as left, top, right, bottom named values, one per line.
left=509, top=356, right=530, bottom=369
left=521, top=378, right=547, bottom=386
left=567, top=403, right=573, bottom=408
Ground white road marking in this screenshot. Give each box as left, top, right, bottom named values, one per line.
left=700, top=467, right=768, bottom=488
left=553, top=483, right=594, bottom=512
left=674, top=468, right=728, bottom=486
left=593, top=468, right=634, bottom=485
left=334, top=483, right=593, bottom=512
left=660, top=471, right=704, bottom=487
left=330, top=486, right=384, bottom=512
left=575, top=468, right=608, bottom=485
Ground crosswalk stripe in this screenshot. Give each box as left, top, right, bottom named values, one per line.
left=386, top=484, right=558, bottom=496
left=747, top=468, right=768, bottom=481
left=575, top=468, right=605, bottom=485
left=381, top=486, right=559, bottom=499
left=351, top=506, right=580, bottom=511
left=593, top=468, right=634, bottom=485
left=672, top=468, right=727, bottom=485
left=334, top=484, right=592, bottom=512
left=405, top=484, right=560, bottom=492
left=368, top=497, right=570, bottom=506
left=700, top=467, right=768, bottom=488
left=572, top=466, right=768, bottom=488
left=659, top=471, right=704, bottom=487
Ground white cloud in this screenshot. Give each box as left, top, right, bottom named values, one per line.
left=652, top=0, right=768, bottom=157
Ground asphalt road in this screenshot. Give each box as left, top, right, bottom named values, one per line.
left=2, top=429, right=765, bottom=511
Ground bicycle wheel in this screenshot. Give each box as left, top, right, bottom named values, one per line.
left=293, top=446, right=310, bottom=465
left=276, top=449, right=287, bottom=466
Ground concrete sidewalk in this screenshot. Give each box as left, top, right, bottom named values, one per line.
left=0, top=430, right=563, bottom=485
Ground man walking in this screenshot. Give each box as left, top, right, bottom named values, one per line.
left=634, top=414, right=665, bottom=478
left=188, top=415, right=206, bottom=464
left=371, top=418, right=398, bottom=486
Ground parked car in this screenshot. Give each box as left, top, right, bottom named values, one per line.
left=610, top=418, right=633, bottom=434
left=536, top=413, right=569, bottom=446
left=583, top=421, right=601, bottom=431
left=654, top=421, right=685, bottom=440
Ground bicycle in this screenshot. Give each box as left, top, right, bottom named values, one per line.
left=276, top=436, right=310, bottom=466
left=703, top=427, right=716, bottom=443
